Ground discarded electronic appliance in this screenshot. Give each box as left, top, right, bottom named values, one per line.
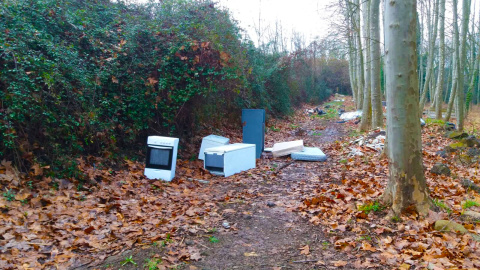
left=242, top=109, right=265, bottom=158
left=144, top=136, right=179, bottom=181
left=204, top=143, right=256, bottom=177
left=291, top=147, right=327, bottom=161
left=272, top=140, right=304, bottom=158
left=198, top=135, right=230, bottom=160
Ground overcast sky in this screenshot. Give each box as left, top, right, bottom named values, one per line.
left=217, top=0, right=337, bottom=46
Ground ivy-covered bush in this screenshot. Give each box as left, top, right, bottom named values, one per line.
left=0, top=0, right=350, bottom=174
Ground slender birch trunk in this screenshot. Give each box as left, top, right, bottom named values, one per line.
left=345, top=0, right=358, bottom=104
left=370, top=0, right=382, bottom=127
left=360, top=0, right=372, bottom=131
left=355, top=0, right=365, bottom=109
left=435, top=0, right=446, bottom=119
left=466, top=54, right=479, bottom=114
left=456, top=0, right=471, bottom=131
left=383, top=0, right=431, bottom=215
left=419, top=0, right=439, bottom=114
left=445, top=54, right=458, bottom=122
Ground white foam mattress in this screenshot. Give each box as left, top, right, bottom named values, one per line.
left=291, top=147, right=327, bottom=161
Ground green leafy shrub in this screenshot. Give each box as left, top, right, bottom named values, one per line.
left=0, top=0, right=349, bottom=174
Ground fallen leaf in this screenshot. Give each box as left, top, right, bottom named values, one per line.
left=299, top=245, right=310, bottom=255
left=332, top=260, right=348, bottom=267
left=15, top=192, right=30, bottom=201
left=361, top=241, right=377, bottom=252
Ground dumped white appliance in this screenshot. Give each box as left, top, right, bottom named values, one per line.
left=272, top=140, right=304, bottom=158
left=198, top=135, right=230, bottom=160
left=144, top=136, right=179, bottom=181
left=339, top=110, right=362, bottom=121
left=291, top=147, right=327, bottom=161
left=204, top=143, right=256, bottom=177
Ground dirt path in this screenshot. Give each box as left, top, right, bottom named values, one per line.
left=187, top=159, right=352, bottom=270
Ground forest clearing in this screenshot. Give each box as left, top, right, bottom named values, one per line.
left=2, top=95, right=480, bottom=269
left=2, top=0, right=480, bottom=269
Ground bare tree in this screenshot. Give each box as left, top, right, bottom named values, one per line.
left=455, top=0, right=471, bottom=131
left=360, top=0, right=372, bottom=131
left=370, top=0, right=382, bottom=127
left=435, top=0, right=446, bottom=119
left=354, top=0, right=365, bottom=109
left=419, top=0, right=439, bottom=114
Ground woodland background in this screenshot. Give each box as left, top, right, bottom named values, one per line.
left=0, top=0, right=350, bottom=176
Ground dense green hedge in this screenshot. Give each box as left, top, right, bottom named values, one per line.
left=0, top=0, right=350, bottom=174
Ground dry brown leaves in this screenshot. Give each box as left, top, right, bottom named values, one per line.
left=0, top=157, right=229, bottom=269
left=299, top=108, right=480, bottom=269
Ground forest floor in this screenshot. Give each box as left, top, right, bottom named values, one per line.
left=2, top=95, right=480, bottom=270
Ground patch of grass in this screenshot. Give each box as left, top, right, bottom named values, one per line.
left=120, top=255, right=136, bottom=266
left=207, top=228, right=217, bottom=233
left=321, top=241, right=330, bottom=249
left=160, top=233, right=173, bottom=246
left=339, top=159, right=348, bottom=164
left=269, top=126, right=280, bottom=132
left=209, top=236, right=219, bottom=243
left=51, top=181, right=59, bottom=190
left=390, top=215, right=402, bottom=223
left=3, top=189, right=15, bottom=201
left=462, top=200, right=480, bottom=209
left=322, top=108, right=338, bottom=119
left=425, top=118, right=446, bottom=125
left=323, top=101, right=343, bottom=107
left=312, top=132, right=322, bottom=136
left=358, top=201, right=385, bottom=214
left=144, top=258, right=162, bottom=270
left=290, top=124, right=299, bottom=129
left=433, top=199, right=452, bottom=213
left=349, top=130, right=362, bottom=137
left=357, top=235, right=372, bottom=241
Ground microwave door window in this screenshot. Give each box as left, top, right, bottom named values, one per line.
left=147, top=147, right=173, bottom=170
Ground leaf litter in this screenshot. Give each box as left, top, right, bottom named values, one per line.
left=1, top=95, right=480, bottom=269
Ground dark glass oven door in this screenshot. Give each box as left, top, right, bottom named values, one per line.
left=146, top=145, right=173, bottom=170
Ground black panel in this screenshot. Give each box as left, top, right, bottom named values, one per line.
left=146, top=146, right=173, bottom=170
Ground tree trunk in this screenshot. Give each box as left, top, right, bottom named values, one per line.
left=370, top=0, right=383, bottom=128
left=444, top=56, right=457, bottom=122
left=345, top=0, right=358, bottom=105
left=355, top=0, right=365, bottom=110
left=435, top=0, right=446, bottom=119
left=419, top=0, right=439, bottom=115
left=382, top=0, right=431, bottom=216
left=466, top=53, right=479, bottom=114
left=456, top=0, right=471, bottom=131
left=360, top=0, right=372, bottom=131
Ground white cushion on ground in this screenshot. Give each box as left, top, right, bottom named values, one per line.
left=340, top=110, right=362, bottom=121
left=272, top=140, right=304, bottom=157
left=291, top=147, right=327, bottom=161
